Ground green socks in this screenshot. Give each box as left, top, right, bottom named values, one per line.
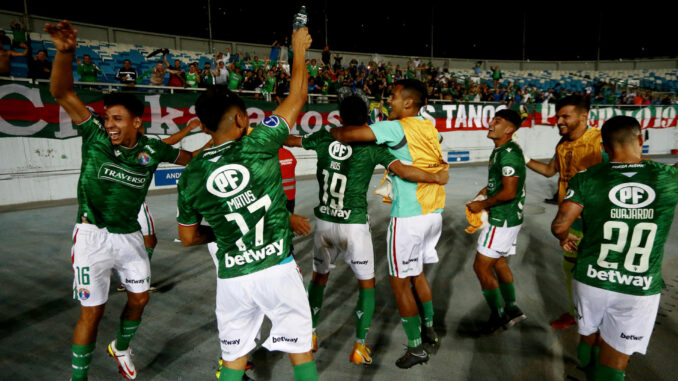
left=218, top=366, right=245, bottom=381
left=293, top=360, right=319, bottom=381
left=307, top=282, right=325, bottom=328
left=482, top=288, right=504, bottom=316
left=563, top=259, right=576, bottom=315
left=71, top=343, right=95, bottom=381
left=422, top=300, right=434, bottom=328
left=577, top=341, right=593, bottom=367
left=499, top=281, right=516, bottom=309
left=355, top=288, right=375, bottom=340
left=401, top=315, right=422, bottom=347
left=595, top=364, right=625, bottom=381
left=116, top=319, right=141, bottom=351
left=146, top=247, right=154, bottom=261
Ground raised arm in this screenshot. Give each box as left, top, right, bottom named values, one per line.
left=330, top=125, right=376, bottom=144
left=162, top=118, right=201, bottom=145
left=272, top=28, right=312, bottom=130
left=389, top=161, right=449, bottom=185
left=45, top=20, right=90, bottom=123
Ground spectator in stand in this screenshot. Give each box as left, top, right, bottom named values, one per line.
left=252, top=56, right=265, bottom=72
left=275, top=71, right=290, bottom=104
left=215, top=49, right=230, bottom=66
left=201, top=61, right=215, bottom=87
left=76, top=54, right=101, bottom=82
left=270, top=40, right=280, bottom=64
left=333, top=53, right=343, bottom=70
left=307, top=58, right=320, bottom=79
left=165, top=57, right=185, bottom=87
left=115, top=59, right=137, bottom=90
left=280, top=36, right=290, bottom=64
left=491, top=66, right=502, bottom=92
left=213, top=60, right=229, bottom=85
left=28, top=49, right=52, bottom=81
left=0, top=30, right=11, bottom=47
left=185, top=62, right=200, bottom=88
left=228, top=66, right=243, bottom=90
left=10, top=18, right=29, bottom=50
left=150, top=60, right=167, bottom=87
left=0, top=43, right=29, bottom=77
left=322, top=46, right=331, bottom=67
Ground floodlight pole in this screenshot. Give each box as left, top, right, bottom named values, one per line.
left=207, top=0, right=214, bottom=54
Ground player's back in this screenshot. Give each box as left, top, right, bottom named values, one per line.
left=178, top=127, right=293, bottom=279
left=566, top=161, right=678, bottom=295
left=303, top=129, right=396, bottom=224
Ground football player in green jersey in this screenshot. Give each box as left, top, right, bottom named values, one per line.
left=552, top=116, right=678, bottom=381
left=46, top=20, right=193, bottom=381
left=177, top=27, right=319, bottom=381
left=284, top=94, right=448, bottom=364
left=467, top=109, right=527, bottom=334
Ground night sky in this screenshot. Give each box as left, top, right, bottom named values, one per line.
left=4, top=1, right=676, bottom=61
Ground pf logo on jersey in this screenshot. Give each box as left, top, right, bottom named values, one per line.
left=262, top=115, right=281, bottom=128
left=207, top=164, right=250, bottom=198
left=608, top=182, right=655, bottom=209
left=502, top=166, right=515, bottom=176
left=328, top=141, right=352, bottom=160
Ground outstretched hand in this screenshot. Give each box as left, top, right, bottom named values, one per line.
left=44, top=20, right=78, bottom=53
left=290, top=214, right=311, bottom=236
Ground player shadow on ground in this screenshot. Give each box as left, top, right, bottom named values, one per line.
left=0, top=295, right=76, bottom=340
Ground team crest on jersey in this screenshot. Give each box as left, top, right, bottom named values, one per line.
left=502, top=166, right=515, bottom=176
left=262, top=115, right=281, bottom=128
left=328, top=141, right=352, bottom=160
left=78, top=288, right=90, bottom=300
left=138, top=151, right=151, bottom=165
left=608, top=182, right=655, bottom=209
left=207, top=164, right=251, bottom=198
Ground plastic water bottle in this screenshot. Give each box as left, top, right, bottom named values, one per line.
left=293, top=6, right=307, bottom=30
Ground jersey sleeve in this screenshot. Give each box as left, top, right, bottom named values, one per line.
left=301, top=130, right=321, bottom=151
left=242, top=114, right=290, bottom=154
left=147, top=138, right=181, bottom=163
left=374, top=144, right=398, bottom=169
left=500, top=150, right=524, bottom=177
left=176, top=174, right=201, bottom=226
left=369, top=120, right=405, bottom=147
left=75, top=112, right=106, bottom=141
left=563, top=172, right=585, bottom=208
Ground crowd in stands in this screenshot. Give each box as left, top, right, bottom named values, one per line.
left=1, top=23, right=676, bottom=106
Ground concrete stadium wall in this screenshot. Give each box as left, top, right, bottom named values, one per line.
left=2, top=10, right=677, bottom=71
left=1, top=123, right=675, bottom=206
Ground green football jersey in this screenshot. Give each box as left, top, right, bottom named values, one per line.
left=302, top=129, right=397, bottom=224
left=76, top=114, right=180, bottom=233
left=486, top=140, right=526, bottom=227
left=566, top=161, right=678, bottom=295
left=228, top=72, right=242, bottom=90
left=177, top=115, right=293, bottom=279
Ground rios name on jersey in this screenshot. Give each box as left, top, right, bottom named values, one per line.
left=76, top=114, right=179, bottom=233
left=302, top=129, right=397, bottom=224
left=177, top=115, right=293, bottom=279
left=486, top=140, right=526, bottom=227
left=565, top=161, right=678, bottom=296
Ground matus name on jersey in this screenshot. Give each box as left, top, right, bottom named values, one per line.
left=586, top=264, right=653, bottom=290
left=224, top=238, right=284, bottom=268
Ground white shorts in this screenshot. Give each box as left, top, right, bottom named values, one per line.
left=215, top=259, right=312, bottom=361
left=137, top=201, right=155, bottom=237
left=477, top=223, right=521, bottom=259
left=312, top=219, right=374, bottom=280
left=573, top=280, right=660, bottom=355
left=386, top=213, right=442, bottom=278
left=71, top=223, right=150, bottom=306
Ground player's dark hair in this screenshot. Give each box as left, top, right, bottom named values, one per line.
left=339, top=95, right=368, bottom=126
left=395, top=79, right=427, bottom=109
left=195, top=85, right=246, bottom=132
left=601, top=115, right=641, bottom=147
left=495, top=109, right=522, bottom=130
left=104, top=92, right=144, bottom=118
left=555, top=94, right=590, bottom=113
